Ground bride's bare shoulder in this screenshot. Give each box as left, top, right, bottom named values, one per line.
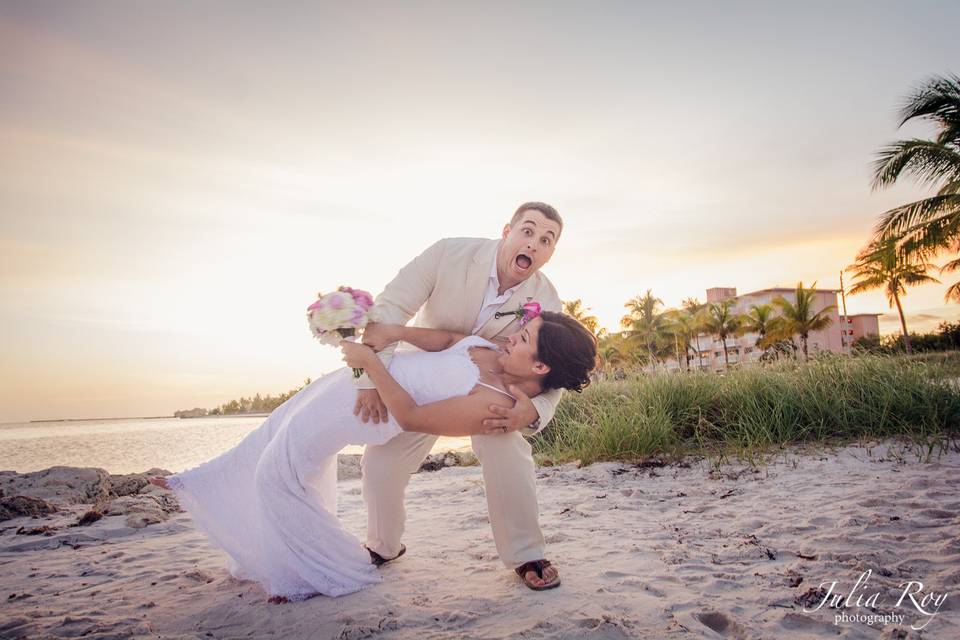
left=469, top=382, right=514, bottom=404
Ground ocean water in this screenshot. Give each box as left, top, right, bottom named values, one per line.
left=0, top=416, right=470, bottom=475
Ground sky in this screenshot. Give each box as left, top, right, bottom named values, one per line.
left=2, top=1, right=959, bottom=422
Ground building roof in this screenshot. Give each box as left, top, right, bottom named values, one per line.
left=738, top=287, right=839, bottom=296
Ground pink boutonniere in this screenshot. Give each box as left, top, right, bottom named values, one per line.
left=495, top=299, right=542, bottom=326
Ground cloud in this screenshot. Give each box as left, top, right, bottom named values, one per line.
left=880, top=312, right=952, bottom=323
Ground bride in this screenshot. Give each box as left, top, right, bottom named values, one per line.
left=151, top=311, right=597, bottom=601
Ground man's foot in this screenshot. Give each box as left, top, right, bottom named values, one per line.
left=366, top=544, right=406, bottom=567
left=515, top=559, right=561, bottom=590
left=148, top=476, right=170, bottom=490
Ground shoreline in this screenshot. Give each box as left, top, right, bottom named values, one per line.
left=21, top=416, right=174, bottom=425
left=0, top=413, right=276, bottom=427
left=16, top=413, right=272, bottom=425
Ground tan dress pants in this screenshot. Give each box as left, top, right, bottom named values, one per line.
left=361, top=430, right=545, bottom=569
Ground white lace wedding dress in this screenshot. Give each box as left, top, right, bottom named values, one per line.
left=168, top=335, right=496, bottom=599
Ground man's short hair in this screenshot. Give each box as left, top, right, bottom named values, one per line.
left=510, top=202, right=563, bottom=234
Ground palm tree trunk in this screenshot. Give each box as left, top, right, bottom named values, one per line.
left=696, top=334, right=703, bottom=370
left=801, top=334, right=809, bottom=360
left=674, top=334, right=680, bottom=371
left=893, top=291, right=913, bottom=354
left=721, top=334, right=729, bottom=368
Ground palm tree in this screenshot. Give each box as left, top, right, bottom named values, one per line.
left=621, top=290, right=667, bottom=366
left=563, top=299, right=603, bottom=338
left=682, top=297, right=707, bottom=370
left=758, top=316, right=796, bottom=359
left=771, top=282, right=835, bottom=360
left=599, top=344, right=622, bottom=366
left=598, top=344, right=624, bottom=377
left=872, top=73, right=960, bottom=299
left=664, top=309, right=698, bottom=371
left=737, top=303, right=777, bottom=355
left=846, top=238, right=939, bottom=353
left=701, top=299, right=740, bottom=369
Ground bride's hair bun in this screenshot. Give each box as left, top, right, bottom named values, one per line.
left=535, top=311, right=598, bottom=393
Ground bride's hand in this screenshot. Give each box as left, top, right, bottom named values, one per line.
left=340, top=340, right=378, bottom=369
left=362, top=322, right=401, bottom=351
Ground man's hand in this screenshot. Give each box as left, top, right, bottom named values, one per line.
left=355, top=388, right=388, bottom=424
left=362, top=322, right=401, bottom=352
left=482, top=385, right=538, bottom=434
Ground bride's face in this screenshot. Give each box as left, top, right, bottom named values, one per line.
left=499, top=317, right=550, bottom=379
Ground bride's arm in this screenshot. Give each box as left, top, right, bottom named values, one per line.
left=341, top=341, right=507, bottom=436
left=363, top=322, right=470, bottom=353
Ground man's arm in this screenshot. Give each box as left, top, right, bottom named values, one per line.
left=525, top=388, right=562, bottom=435
left=356, top=239, right=446, bottom=388
left=354, top=239, right=446, bottom=424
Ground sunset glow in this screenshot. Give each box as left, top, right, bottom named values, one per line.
left=2, top=1, right=959, bottom=422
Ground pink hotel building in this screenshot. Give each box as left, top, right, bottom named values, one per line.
left=677, top=287, right=881, bottom=372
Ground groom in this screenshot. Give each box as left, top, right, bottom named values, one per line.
left=356, top=202, right=565, bottom=590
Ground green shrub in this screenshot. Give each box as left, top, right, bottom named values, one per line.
left=532, top=354, right=960, bottom=464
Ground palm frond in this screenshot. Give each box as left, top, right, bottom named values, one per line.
left=847, top=276, right=884, bottom=296
left=872, top=139, right=960, bottom=190
left=938, top=178, right=960, bottom=196
left=805, top=312, right=835, bottom=333
left=908, top=214, right=960, bottom=256
left=901, top=272, right=940, bottom=286
left=897, top=73, right=960, bottom=144
left=945, top=280, right=960, bottom=303
left=940, top=255, right=960, bottom=274
left=873, top=194, right=960, bottom=242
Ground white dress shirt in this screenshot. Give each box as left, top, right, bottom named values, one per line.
left=472, top=244, right=522, bottom=333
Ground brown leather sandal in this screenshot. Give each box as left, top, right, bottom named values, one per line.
left=515, top=559, right=561, bottom=590
left=366, top=544, right=406, bottom=567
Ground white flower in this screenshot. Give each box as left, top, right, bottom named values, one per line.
left=307, top=288, right=370, bottom=346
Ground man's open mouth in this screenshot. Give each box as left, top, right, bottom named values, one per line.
left=515, top=254, right=532, bottom=270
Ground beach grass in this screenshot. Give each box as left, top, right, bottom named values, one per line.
left=531, top=353, right=960, bottom=465
left=900, top=350, right=960, bottom=378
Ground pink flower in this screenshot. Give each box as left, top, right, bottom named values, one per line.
left=353, top=290, right=374, bottom=310
left=520, top=301, right=541, bottom=326
left=494, top=299, right=543, bottom=326
left=307, top=299, right=325, bottom=312
left=337, top=286, right=374, bottom=310
left=328, top=293, right=344, bottom=309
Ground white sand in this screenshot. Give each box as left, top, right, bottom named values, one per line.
left=1, top=439, right=958, bottom=639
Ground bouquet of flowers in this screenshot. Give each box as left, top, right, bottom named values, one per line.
left=307, top=286, right=375, bottom=378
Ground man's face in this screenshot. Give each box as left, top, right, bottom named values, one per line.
left=497, top=210, right=561, bottom=286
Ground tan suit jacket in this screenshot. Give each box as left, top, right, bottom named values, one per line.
left=357, top=237, right=563, bottom=433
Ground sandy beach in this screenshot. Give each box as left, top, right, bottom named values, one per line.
left=1, top=440, right=957, bottom=639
